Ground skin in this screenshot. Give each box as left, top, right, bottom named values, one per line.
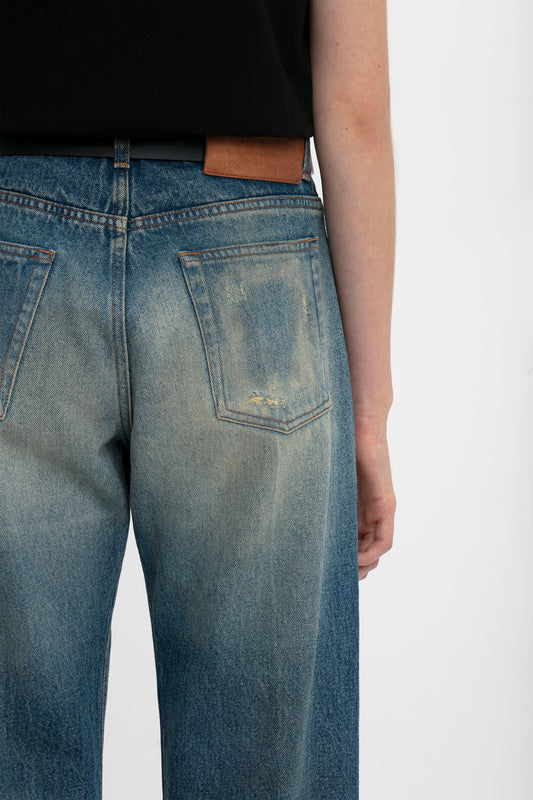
left=309, top=0, right=396, bottom=580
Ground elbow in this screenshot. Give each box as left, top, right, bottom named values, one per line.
left=313, top=95, right=392, bottom=145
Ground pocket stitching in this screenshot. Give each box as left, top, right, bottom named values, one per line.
left=179, top=236, right=332, bottom=434
left=0, top=245, right=55, bottom=421
left=308, top=241, right=333, bottom=414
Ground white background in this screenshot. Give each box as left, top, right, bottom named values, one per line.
left=103, top=1, right=533, bottom=797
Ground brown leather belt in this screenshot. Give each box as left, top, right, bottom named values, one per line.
left=0, top=133, right=307, bottom=184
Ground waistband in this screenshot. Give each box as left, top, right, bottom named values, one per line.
left=0, top=134, right=313, bottom=184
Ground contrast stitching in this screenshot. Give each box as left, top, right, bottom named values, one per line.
left=222, top=395, right=331, bottom=427
left=119, top=221, right=133, bottom=431
left=0, top=259, right=35, bottom=393
left=216, top=402, right=332, bottom=432
left=0, top=195, right=123, bottom=229
left=127, top=194, right=322, bottom=223
left=111, top=168, right=129, bottom=441
left=179, top=239, right=319, bottom=259
left=117, top=141, right=133, bottom=429
left=0, top=247, right=53, bottom=260
left=0, top=190, right=322, bottom=231
left=0, top=188, right=104, bottom=214
left=0, top=254, right=52, bottom=420
left=309, top=247, right=333, bottom=401
left=0, top=187, right=321, bottom=219
left=179, top=266, right=221, bottom=419
left=131, top=201, right=322, bottom=232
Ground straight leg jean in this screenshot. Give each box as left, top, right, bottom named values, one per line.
left=0, top=138, right=359, bottom=800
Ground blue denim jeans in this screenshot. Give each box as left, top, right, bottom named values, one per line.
left=0, top=138, right=359, bottom=800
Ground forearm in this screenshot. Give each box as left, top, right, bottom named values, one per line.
left=314, top=121, right=396, bottom=426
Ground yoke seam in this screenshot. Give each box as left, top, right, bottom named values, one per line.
left=0, top=191, right=322, bottom=231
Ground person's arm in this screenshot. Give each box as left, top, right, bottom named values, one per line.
left=309, top=0, right=396, bottom=579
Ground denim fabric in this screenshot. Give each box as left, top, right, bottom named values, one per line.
left=0, top=138, right=359, bottom=800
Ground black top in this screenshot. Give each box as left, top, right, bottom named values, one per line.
left=0, top=0, right=314, bottom=141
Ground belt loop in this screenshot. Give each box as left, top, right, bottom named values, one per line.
left=302, top=137, right=313, bottom=181
left=113, top=138, right=130, bottom=168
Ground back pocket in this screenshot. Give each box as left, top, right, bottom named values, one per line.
left=178, top=235, right=332, bottom=434
left=0, top=239, right=56, bottom=420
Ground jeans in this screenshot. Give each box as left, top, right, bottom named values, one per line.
left=0, top=138, right=359, bottom=800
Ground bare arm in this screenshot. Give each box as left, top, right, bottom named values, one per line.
left=309, top=0, right=396, bottom=578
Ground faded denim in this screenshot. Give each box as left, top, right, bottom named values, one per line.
left=0, top=138, right=359, bottom=800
